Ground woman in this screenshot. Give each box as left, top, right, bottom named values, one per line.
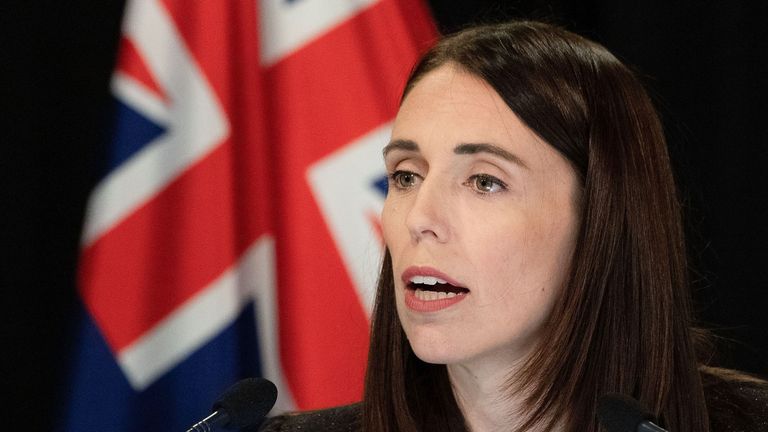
left=260, top=20, right=767, bottom=432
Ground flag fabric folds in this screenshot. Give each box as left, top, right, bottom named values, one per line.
left=60, top=0, right=436, bottom=430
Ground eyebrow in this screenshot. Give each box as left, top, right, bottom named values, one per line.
left=382, top=139, right=419, bottom=157
left=454, top=143, right=528, bottom=169
left=383, top=139, right=528, bottom=169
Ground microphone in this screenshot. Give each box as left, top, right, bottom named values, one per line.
left=186, top=377, right=278, bottom=432
left=597, top=393, right=668, bottom=432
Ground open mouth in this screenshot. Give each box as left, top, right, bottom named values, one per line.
left=407, top=275, right=470, bottom=301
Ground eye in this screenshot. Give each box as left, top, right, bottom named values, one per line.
left=465, top=174, right=507, bottom=194
left=389, top=170, right=421, bottom=190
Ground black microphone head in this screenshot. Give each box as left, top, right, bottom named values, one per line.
left=212, top=377, right=278, bottom=429
left=597, top=393, right=655, bottom=432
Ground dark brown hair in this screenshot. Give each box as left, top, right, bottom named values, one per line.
left=363, top=21, right=708, bottom=431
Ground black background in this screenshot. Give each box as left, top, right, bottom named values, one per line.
left=3, top=1, right=766, bottom=430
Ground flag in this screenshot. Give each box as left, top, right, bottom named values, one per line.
left=60, top=0, right=436, bottom=430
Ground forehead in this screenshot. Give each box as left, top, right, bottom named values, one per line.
left=392, top=64, right=542, bottom=150
left=398, top=64, right=502, bottom=119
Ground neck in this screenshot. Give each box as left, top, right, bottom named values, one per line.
left=447, top=357, right=561, bottom=432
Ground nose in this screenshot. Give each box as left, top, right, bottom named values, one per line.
left=405, top=177, right=450, bottom=243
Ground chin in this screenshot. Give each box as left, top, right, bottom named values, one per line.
left=405, top=331, right=467, bottom=365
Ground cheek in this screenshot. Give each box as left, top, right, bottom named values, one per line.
left=468, top=211, right=570, bottom=301
left=464, top=213, right=527, bottom=268
left=479, top=230, right=530, bottom=301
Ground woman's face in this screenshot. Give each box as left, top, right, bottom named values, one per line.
left=382, top=64, right=580, bottom=369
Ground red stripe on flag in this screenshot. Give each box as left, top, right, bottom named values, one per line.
left=80, top=0, right=267, bottom=353
left=264, top=1, right=437, bottom=165
left=79, top=139, right=263, bottom=351
left=116, top=36, right=166, bottom=100
left=265, top=0, right=437, bottom=409
left=160, top=0, right=269, bottom=252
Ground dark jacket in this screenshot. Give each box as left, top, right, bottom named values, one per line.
left=258, top=380, right=768, bottom=431
left=258, top=403, right=360, bottom=432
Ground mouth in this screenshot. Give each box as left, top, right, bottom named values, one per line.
left=401, top=267, right=470, bottom=311
left=407, top=275, right=470, bottom=299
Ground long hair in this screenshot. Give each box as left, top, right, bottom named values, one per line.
left=363, top=21, right=709, bottom=431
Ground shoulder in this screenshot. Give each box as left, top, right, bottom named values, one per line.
left=702, top=367, right=768, bottom=432
left=257, top=403, right=361, bottom=432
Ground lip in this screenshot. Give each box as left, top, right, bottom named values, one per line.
left=401, top=266, right=466, bottom=288
left=401, top=266, right=469, bottom=312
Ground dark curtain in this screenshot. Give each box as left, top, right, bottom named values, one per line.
left=3, top=1, right=765, bottom=430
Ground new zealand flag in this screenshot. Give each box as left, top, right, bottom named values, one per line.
left=59, top=0, right=435, bottom=430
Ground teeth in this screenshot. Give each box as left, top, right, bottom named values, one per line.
left=414, top=289, right=460, bottom=301
left=409, top=275, right=448, bottom=285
